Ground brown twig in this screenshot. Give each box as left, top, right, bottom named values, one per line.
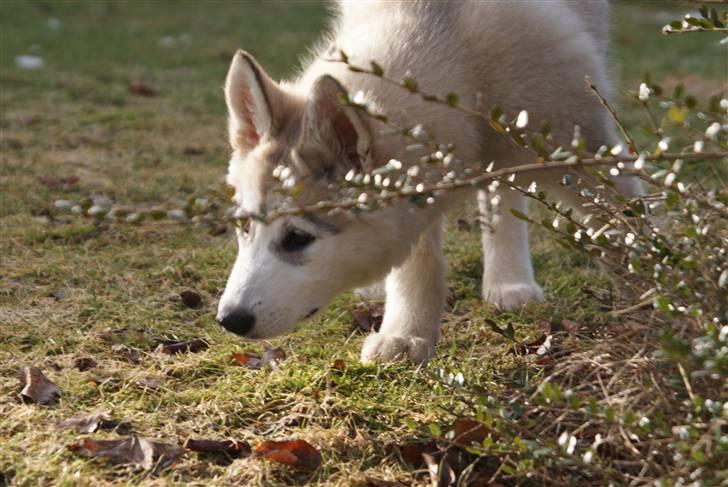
left=586, top=76, right=638, bottom=154
left=239, top=151, right=728, bottom=223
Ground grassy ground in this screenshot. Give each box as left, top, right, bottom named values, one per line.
left=0, top=1, right=724, bottom=485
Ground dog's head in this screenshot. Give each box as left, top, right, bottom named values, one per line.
left=216, top=51, right=407, bottom=339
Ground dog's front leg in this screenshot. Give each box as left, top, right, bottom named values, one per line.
left=360, top=220, right=446, bottom=363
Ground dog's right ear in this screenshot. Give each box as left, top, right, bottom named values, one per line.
left=225, top=50, right=282, bottom=153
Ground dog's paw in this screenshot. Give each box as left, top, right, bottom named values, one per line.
left=482, top=282, right=544, bottom=310
left=360, top=333, right=435, bottom=364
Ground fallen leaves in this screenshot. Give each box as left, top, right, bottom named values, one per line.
left=73, top=357, right=97, bottom=371
left=183, top=438, right=251, bottom=458
left=154, top=338, right=208, bottom=355
left=231, top=347, right=287, bottom=370
left=231, top=350, right=264, bottom=369
left=58, top=411, right=111, bottom=433
left=128, top=81, right=158, bottom=97
left=68, top=436, right=184, bottom=470
left=451, top=418, right=499, bottom=445
left=254, top=439, right=322, bottom=470
left=38, top=175, right=79, bottom=190
left=19, top=367, right=60, bottom=404
left=400, top=441, right=439, bottom=468
left=351, top=303, right=383, bottom=333
left=111, top=344, right=142, bottom=364
left=396, top=417, right=501, bottom=484
left=423, top=452, right=456, bottom=487
left=364, top=477, right=410, bottom=487
left=508, top=318, right=580, bottom=362
left=262, top=347, right=287, bottom=369
left=179, top=289, right=202, bottom=309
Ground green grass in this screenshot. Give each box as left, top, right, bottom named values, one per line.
left=0, top=1, right=723, bottom=485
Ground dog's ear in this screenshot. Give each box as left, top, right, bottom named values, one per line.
left=225, top=50, right=284, bottom=153
left=297, top=75, right=373, bottom=179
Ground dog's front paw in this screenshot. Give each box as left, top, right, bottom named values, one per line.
left=483, top=282, right=544, bottom=310
left=360, top=333, right=435, bottom=364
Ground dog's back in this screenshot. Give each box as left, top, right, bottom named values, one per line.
left=297, top=0, right=614, bottom=162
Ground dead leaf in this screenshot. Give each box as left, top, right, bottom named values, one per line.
left=68, top=436, right=184, bottom=470
left=19, top=367, right=59, bottom=404
left=73, top=357, right=97, bottom=371
left=561, top=319, right=579, bottom=333
left=451, top=418, right=499, bottom=445
left=99, top=326, right=128, bottom=344
left=38, top=175, right=79, bottom=190
left=136, top=377, right=163, bottom=391
left=351, top=304, right=383, bottom=332
left=231, top=350, right=263, bottom=369
left=179, top=289, right=202, bottom=309
left=128, top=81, right=158, bottom=97
left=182, top=146, right=204, bottom=156
left=332, top=359, right=346, bottom=371
left=536, top=335, right=553, bottom=356
left=468, top=476, right=503, bottom=487
left=183, top=438, right=251, bottom=458
left=112, top=344, right=141, bottom=364
left=364, top=477, right=410, bottom=486
left=535, top=319, right=551, bottom=334
left=254, top=439, right=322, bottom=470
left=399, top=441, right=439, bottom=468
left=154, top=338, right=208, bottom=355
left=262, top=347, right=287, bottom=369
left=423, top=452, right=456, bottom=487
left=58, top=411, right=110, bottom=433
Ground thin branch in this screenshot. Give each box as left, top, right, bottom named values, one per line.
left=586, top=76, right=638, bottom=154
left=240, top=151, right=728, bottom=223
left=664, top=26, right=728, bottom=34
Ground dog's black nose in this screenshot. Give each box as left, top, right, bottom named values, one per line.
left=217, top=310, right=256, bottom=336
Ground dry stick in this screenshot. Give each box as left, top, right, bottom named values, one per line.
left=240, top=151, right=728, bottom=223
left=664, top=26, right=728, bottom=34
left=586, top=76, right=637, bottom=153
left=609, top=297, right=654, bottom=317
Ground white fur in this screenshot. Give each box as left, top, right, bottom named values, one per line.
left=217, top=0, right=644, bottom=363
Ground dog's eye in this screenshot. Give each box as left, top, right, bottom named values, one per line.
left=281, top=228, right=316, bottom=252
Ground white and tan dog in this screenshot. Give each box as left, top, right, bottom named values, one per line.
left=216, top=0, right=642, bottom=363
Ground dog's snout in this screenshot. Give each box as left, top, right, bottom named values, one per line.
left=217, top=309, right=256, bottom=336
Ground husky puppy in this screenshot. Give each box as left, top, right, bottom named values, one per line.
left=216, top=0, right=642, bottom=363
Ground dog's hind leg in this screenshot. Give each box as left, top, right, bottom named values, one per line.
left=360, top=219, right=447, bottom=363
left=479, top=188, right=544, bottom=310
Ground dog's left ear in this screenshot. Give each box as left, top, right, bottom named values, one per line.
left=225, top=50, right=286, bottom=153
left=298, top=75, right=374, bottom=178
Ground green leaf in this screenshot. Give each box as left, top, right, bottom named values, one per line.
left=510, top=209, right=530, bottom=222
left=489, top=106, right=504, bottom=122
left=672, top=83, right=684, bottom=100
left=402, top=76, right=418, bottom=92
left=445, top=92, right=459, bottom=107
left=370, top=60, right=384, bottom=76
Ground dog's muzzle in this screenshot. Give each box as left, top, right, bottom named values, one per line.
left=216, top=309, right=255, bottom=336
